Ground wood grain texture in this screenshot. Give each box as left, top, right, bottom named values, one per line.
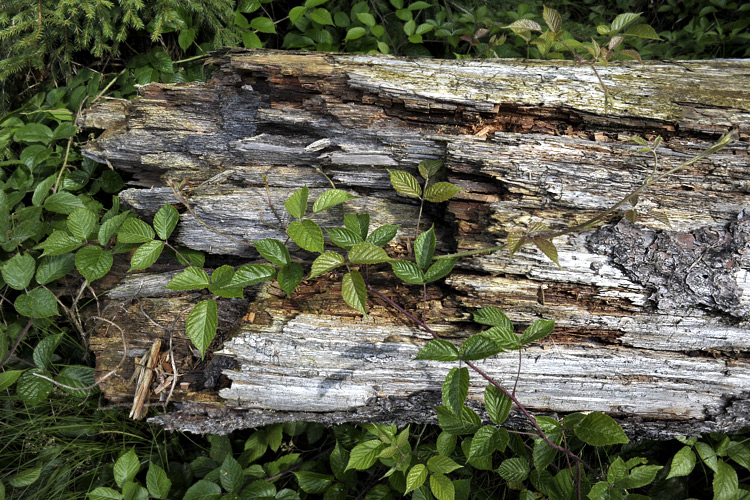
left=79, top=49, right=750, bottom=437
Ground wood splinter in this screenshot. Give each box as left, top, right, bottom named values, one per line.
left=129, top=339, right=162, bottom=420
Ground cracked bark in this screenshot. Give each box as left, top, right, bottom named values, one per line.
left=79, top=49, right=750, bottom=437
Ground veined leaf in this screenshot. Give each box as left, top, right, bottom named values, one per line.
left=390, top=260, right=425, bottom=284
left=388, top=170, right=422, bottom=198
left=507, top=229, right=524, bottom=256
left=255, top=238, right=291, bottom=267
left=624, top=23, right=661, bottom=40
left=344, top=213, right=370, bottom=240
left=349, top=242, right=391, bottom=264
left=469, top=425, right=500, bottom=458
left=2, top=252, right=35, bottom=290
left=418, top=159, right=443, bottom=179
left=429, top=473, right=454, bottom=500
left=0, top=370, right=24, bottom=391
left=166, top=266, right=210, bottom=290
left=485, top=384, right=513, bottom=425
left=37, top=230, right=83, bottom=257
left=327, top=227, right=363, bottom=250
left=35, top=254, right=75, bottom=285
left=313, top=189, right=357, bottom=213
left=117, top=218, right=155, bottom=244
left=345, top=440, right=385, bottom=471
left=610, top=12, right=641, bottom=33
left=574, top=412, right=629, bottom=446
left=342, top=270, right=367, bottom=315
left=366, top=224, right=398, bottom=246
left=33, top=333, right=62, bottom=369
left=278, top=262, right=304, bottom=297
left=285, top=186, right=309, bottom=219
left=427, top=455, right=462, bottom=474
left=230, top=263, right=276, bottom=287
left=473, top=307, right=512, bottom=329
left=129, top=240, right=164, bottom=271
left=14, top=288, right=58, bottom=318
left=543, top=5, right=562, bottom=33
left=459, top=335, right=501, bottom=361
left=185, top=299, right=218, bottom=360
left=98, top=212, right=130, bottom=246
left=404, top=464, right=428, bottom=494
left=415, top=226, right=435, bottom=270
left=497, top=457, right=530, bottom=482
left=436, top=405, right=481, bottom=435
left=75, top=246, right=113, bottom=282
left=443, top=367, right=469, bottom=417
left=425, top=258, right=457, bottom=282
left=146, top=463, right=172, bottom=499
left=220, top=456, right=244, bottom=494
left=481, top=326, right=520, bottom=351
left=16, top=368, right=53, bottom=406
left=424, top=182, right=461, bottom=203
left=415, top=339, right=459, bottom=361
left=521, top=318, right=555, bottom=344
left=211, top=265, right=235, bottom=287
left=113, top=449, right=140, bottom=488
left=503, top=19, right=542, bottom=31
left=287, top=219, right=324, bottom=253
left=44, top=192, right=85, bottom=214
left=533, top=238, right=561, bottom=268
left=67, top=208, right=98, bottom=240
left=309, top=251, right=345, bottom=279
left=153, top=204, right=179, bottom=240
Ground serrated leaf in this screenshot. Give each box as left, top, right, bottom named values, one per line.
left=255, top=239, right=291, bottom=267
left=713, top=459, right=739, bottom=500
left=344, top=26, right=367, bottom=41
left=507, top=229, right=524, bottom=256
left=469, top=425, right=499, bottom=458
left=43, top=192, right=85, bottom=214
left=288, top=219, right=324, bottom=253
left=388, top=170, right=422, bottom=198
left=2, top=252, right=35, bottom=290
left=210, top=265, right=234, bottom=287
left=33, top=333, right=62, bottom=369
left=503, top=19, right=542, bottom=31
left=543, top=5, right=562, bottom=33
left=75, top=246, right=113, bottom=282
left=167, top=266, right=209, bottom=290
left=183, top=479, right=221, bottom=500
left=185, top=299, right=217, bottom=360
left=473, top=306, right=512, bottom=328
left=346, top=440, right=385, bottom=471
left=618, top=49, right=643, bottom=62
left=418, top=160, right=443, bottom=179
left=87, top=487, right=123, bottom=500
left=650, top=210, right=674, bottom=229
left=405, top=464, right=428, bottom=494
left=16, top=368, right=53, bottom=405
left=98, top=212, right=130, bottom=246
left=278, top=262, right=304, bottom=297
left=616, top=465, right=663, bottom=490
left=342, top=270, right=367, bottom=315
left=146, top=463, right=171, bottom=499
left=0, top=370, right=23, bottom=391
left=443, top=367, right=469, bottom=417
left=230, top=263, right=275, bottom=287
left=56, top=365, right=96, bottom=397
left=349, top=242, right=391, bottom=264
left=366, top=224, right=398, bottom=246
left=533, top=238, right=561, bottom=268
left=574, top=412, right=629, bottom=446
left=436, top=405, right=481, bottom=434
left=220, top=455, right=244, bottom=494
left=327, top=227, right=363, bottom=250
left=129, top=240, right=164, bottom=271
left=113, top=449, right=140, bottom=488
left=285, top=186, right=309, bottom=219
left=390, top=260, right=425, bottom=284
left=429, top=473, right=454, bottom=500
left=624, top=23, right=661, bottom=40
left=8, top=467, right=41, bottom=488
left=14, top=288, right=58, bottom=318
left=309, top=251, right=345, bottom=278
left=696, top=441, right=719, bottom=473
left=310, top=7, right=333, bottom=25
left=424, top=258, right=457, bottom=283
left=610, top=12, right=642, bottom=33
left=497, top=457, right=530, bottom=482
left=250, top=16, right=276, bottom=33
left=344, top=213, right=370, bottom=240
left=32, top=174, right=56, bottom=206
left=521, top=319, right=555, bottom=344
left=67, top=208, right=98, bottom=240
left=485, top=384, right=513, bottom=425
left=153, top=204, right=179, bottom=240
left=293, top=471, right=334, bottom=494
left=117, top=218, right=155, bottom=244
left=424, top=182, right=461, bottom=203
left=35, top=254, right=75, bottom=285
left=459, top=335, right=502, bottom=361
left=415, top=339, right=459, bottom=361
left=533, top=439, right=557, bottom=471
left=313, top=189, right=357, bottom=213
left=427, top=455, right=462, bottom=474
left=415, top=226, right=435, bottom=270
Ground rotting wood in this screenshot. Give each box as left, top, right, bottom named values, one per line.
left=79, top=49, right=750, bottom=438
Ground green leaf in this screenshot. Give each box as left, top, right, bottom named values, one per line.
left=390, top=260, right=425, bottom=284
left=408, top=1, right=431, bottom=9
left=288, top=219, right=324, bottom=253
left=726, top=440, right=750, bottom=471
left=167, top=266, right=210, bottom=290
left=418, top=160, right=442, bottom=179
left=8, top=467, right=41, bottom=488
left=388, top=170, right=421, bottom=198
left=327, top=227, right=363, bottom=250
left=425, top=258, right=457, bottom=283
left=129, top=240, right=164, bottom=271
left=183, top=480, right=221, bottom=500
left=310, top=8, right=333, bottom=25
left=473, top=306, right=512, bottom=329
left=459, top=335, right=501, bottom=361
left=349, top=242, right=391, bottom=264
left=485, top=384, right=512, bottom=425
left=309, top=251, right=345, bottom=278
left=366, top=225, right=398, bottom=246
left=624, top=23, right=661, bottom=40
left=67, top=208, right=98, bottom=241
left=521, top=319, right=555, bottom=344
left=405, top=464, right=428, bottom=494
left=278, top=262, right=304, bottom=297
left=293, top=471, right=333, bottom=494
left=481, top=326, right=520, bottom=351
left=356, top=12, right=375, bottom=26
left=344, top=213, right=370, bottom=240
left=146, top=464, right=171, bottom=499
left=415, top=339, right=459, bottom=361
left=44, top=192, right=85, bottom=214
left=14, top=288, right=58, bottom=318
left=533, top=238, right=561, bottom=268
left=20, top=145, right=52, bottom=170
left=713, top=459, right=739, bottom=500
left=313, top=189, right=357, bottom=213
left=436, top=405, right=481, bottom=434
left=242, top=31, right=263, bottom=48
left=344, top=27, right=367, bottom=41
left=153, top=204, right=179, bottom=240
left=610, top=12, right=642, bottom=33
left=429, top=473, right=454, bottom=500
left=75, top=246, right=113, bottom=282
left=206, top=266, right=233, bottom=288
left=55, top=365, right=96, bottom=397
left=33, top=333, right=62, bottom=369
left=32, top=174, right=56, bottom=206
left=230, top=263, right=276, bottom=287
left=696, top=441, right=719, bottom=473
left=503, top=19, right=542, bottom=31
left=16, top=368, right=53, bottom=405
left=574, top=412, right=629, bottom=446
left=2, top=252, right=35, bottom=290
left=117, top=218, right=155, bottom=244
left=185, top=299, right=218, bottom=360
left=543, top=5, right=562, bottom=33
left=178, top=28, right=196, bottom=51
left=342, top=270, right=367, bottom=315
left=415, top=226, right=435, bottom=270
left=533, top=439, right=557, bottom=471
left=14, top=123, right=53, bottom=144
left=220, top=456, right=244, bottom=494
left=424, top=182, right=461, bottom=203
left=251, top=16, right=276, bottom=33
left=114, top=449, right=140, bottom=488
left=497, top=457, right=530, bottom=482
left=616, top=465, right=663, bottom=489
left=469, top=425, right=499, bottom=458
left=346, top=440, right=385, bottom=471
left=0, top=370, right=24, bottom=391
left=285, top=186, right=309, bottom=219
left=427, top=455, right=462, bottom=474
left=36, top=230, right=82, bottom=257
left=98, top=212, right=130, bottom=246
left=255, top=239, right=291, bottom=267
left=87, top=487, right=123, bottom=500
left=443, top=367, right=469, bottom=417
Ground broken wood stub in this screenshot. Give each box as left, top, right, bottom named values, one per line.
left=79, top=49, right=750, bottom=438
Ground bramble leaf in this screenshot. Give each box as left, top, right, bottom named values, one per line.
left=2, top=252, right=35, bottom=290
left=366, top=224, right=399, bottom=247
left=405, top=464, right=428, bottom=494
left=288, top=219, right=324, bottom=253
left=346, top=440, right=385, bottom=471
left=309, top=251, right=345, bottom=279
left=35, top=254, right=74, bottom=286
left=473, top=307, right=513, bottom=330
left=424, top=182, right=461, bottom=203
left=459, top=335, right=501, bottom=361
left=533, top=238, right=561, bottom=268
left=610, top=12, right=641, bottom=33
left=418, top=160, right=443, bottom=179
left=255, top=239, right=291, bottom=267
left=117, top=218, right=155, bottom=244
left=425, top=258, right=457, bottom=282
left=521, top=319, right=555, bottom=344
left=67, top=208, right=98, bottom=240
left=443, top=367, right=469, bottom=417
left=344, top=213, right=370, bottom=240
left=485, top=384, right=512, bottom=425
left=342, top=270, right=367, bottom=315
left=278, top=262, right=304, bottom=297
left=75, top=246, right=113, bottom=282
left=415, top=226, right=435, bottom=270
left=543, top=5, right=562, bottom=33
left=129, top=240, right=164, bottom=271
left=285, top=186, right=309, bottom=219
left=415, top=339, right=459, bottom=362
left=185, top=299, right=218, bottom=360
left=327, top=227, right=363, bottom=250
left=211, top=265, right=235, bottom=287
left=153, top=204, right=179, bottom=240
left=14, top=288, right=58, bottom=318
left=167, top=266, right=210, bottom=290
left=313, top=189, right=357, bottom=213
left=146, top=463, right=172, bottom=499
left=388, top=170, right=421, bottom=198
left=349, top=242, right=391, bottom=264
left=390, top=260, right=425, bottom=284
left=497, top=457, right=530, bottom=482
left=574, top=412, right=629, bottom=446
left=230, top=263, right=276, bottom=287
left=16, top=368, right=53, bottom=405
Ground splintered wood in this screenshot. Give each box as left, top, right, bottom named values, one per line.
left=79, top=49, right=750, bottom=437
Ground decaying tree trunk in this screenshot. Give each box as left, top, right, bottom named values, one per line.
left=78, top=49, right=750, bottom=438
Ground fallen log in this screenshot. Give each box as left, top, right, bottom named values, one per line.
left=79, top=49, right=750, bottom=438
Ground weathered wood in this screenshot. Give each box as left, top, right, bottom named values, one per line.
left=79, top=49, right=750, bottom=437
